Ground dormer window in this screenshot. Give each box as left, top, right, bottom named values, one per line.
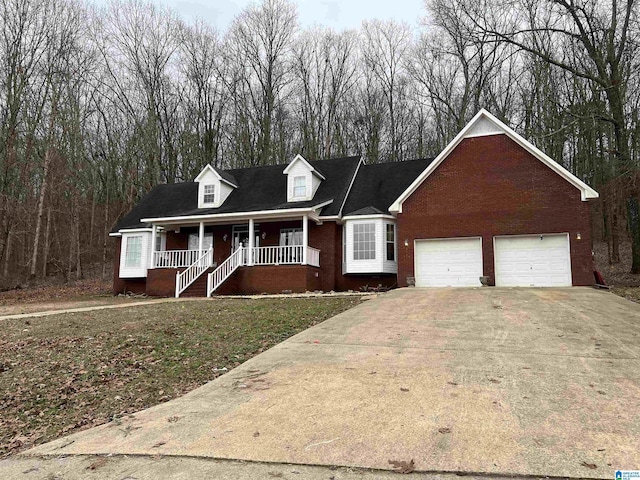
left=195, top=165, right=238, bottom=209
left=203, top=184, right=215, bottom=204
left=283, top=154, right=325, bottom=202
left=293, top=176, right=306, bottom=197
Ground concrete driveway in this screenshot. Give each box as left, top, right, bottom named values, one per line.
left=21, top=288, right=640, bottom=478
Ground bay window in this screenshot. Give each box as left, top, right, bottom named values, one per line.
left=124, top=236, right=142, bottom=268
left=353, top=223, right=376, bottom=260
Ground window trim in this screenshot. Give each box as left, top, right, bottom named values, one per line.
left=353, top=222, right=376, bottom=261
left=124, top=235, right=143, bottom=268
left=280, top=227, right=303, bottom=246
left=386, top=223, right=395, bottom=261
left=188, top=232, right=214, bottom=251
left=293, top=175, right=307, bottom=198
left=203, top=184, right=216, bottom=204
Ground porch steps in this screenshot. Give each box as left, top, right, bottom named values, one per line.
left=181, top=268, right=216, bottom=297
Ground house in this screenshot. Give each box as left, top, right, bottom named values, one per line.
left=110, top=110, right=599, bottom=297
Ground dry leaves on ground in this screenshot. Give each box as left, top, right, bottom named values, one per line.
left=388, top=459, right=415, bottom=474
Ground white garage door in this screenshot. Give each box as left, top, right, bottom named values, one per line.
left=494, top=234, right=571, bottom=287
left=415, top=237, right=483, bottom=287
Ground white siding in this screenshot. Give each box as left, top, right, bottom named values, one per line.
left=197, top=169, right=234, bottom=208
left=310, top=172, right=321, bottom=198
left=464, top=116, right=504, bottom=138
left=287, top=161, right=313, bottom=201
left=218, top=181, right=234, bottom=206
left=119, top=231, right=152, bottom=278
left=343, top=218, right=397, bottom=274
left=286, top=158, right=322, bottom=202
left=382, top=222, right=398, bottom=274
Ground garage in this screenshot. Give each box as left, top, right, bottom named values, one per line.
left=414, top=237, right=483, bottom=287
left=494, top=234, right=571, bottom=287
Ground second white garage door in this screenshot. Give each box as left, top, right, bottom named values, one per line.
left=494, top=234, right=571, bottom=287
left=414, top=237, right=483, bottom=287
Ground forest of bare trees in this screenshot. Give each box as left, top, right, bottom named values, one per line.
left=1, top=0, right=639, bottom=286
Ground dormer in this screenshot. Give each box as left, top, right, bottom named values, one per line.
left=194, top=164, right=238, bottom=208
left=283, top=154, right=325, bottom=202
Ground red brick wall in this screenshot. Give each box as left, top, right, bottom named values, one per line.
left=397, top=134, right=594, bottom=286
left=309, top=221, right=339, bottom=291
left=166, top=231, right=188, bottom=250
left=112, top=237, right=146, bottom=294
left=215, top=265, right=317, bottom=295
left=146, top=268, right=180, bottom=297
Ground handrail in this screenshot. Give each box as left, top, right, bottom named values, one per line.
left=175, top=247, right=213, bottom=298
left=207, top=246, right=244, bottom=296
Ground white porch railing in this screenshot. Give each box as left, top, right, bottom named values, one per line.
left=208, top=246, right=245, bottom=296
left=306, top=247, right=320, bottom=267
left=175, top=247, right=213, bottom=298
left=154, top=249, right=207, bottom=268
left=251, top=245, right=304, bottom=265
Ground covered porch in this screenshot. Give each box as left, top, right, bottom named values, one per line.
left=140, top=209, right=323, bottom=297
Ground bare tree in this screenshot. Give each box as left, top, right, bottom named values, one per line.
left=362, top=20, right=414, bottom=161
left=227, top=0, right=297, bottom=166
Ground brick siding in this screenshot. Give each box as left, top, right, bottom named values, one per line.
left=396, top=134, right=594, bottom=286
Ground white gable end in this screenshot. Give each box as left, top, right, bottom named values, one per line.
left=284, top=154, right=324, bottom=202
left=464, top=115, right=504, bottom=137
left=389, top=109, right=599, bottom=213
left=195, top=165, right=235, bottom=208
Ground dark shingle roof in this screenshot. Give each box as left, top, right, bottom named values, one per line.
left=212, top=166, right=239, bottom=187
left=341, top=158, right=434, bottom=216
left=111, top=156, right=361, bottom=232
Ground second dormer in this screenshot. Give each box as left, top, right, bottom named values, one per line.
left=194, top=164, right=238, bottom=209
left=283, top=154, right=325, bottom=202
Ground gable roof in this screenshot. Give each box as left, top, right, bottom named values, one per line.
left=111, top=156, right=361, bottom=232
left=283, top=154, right=327, bottom=180
left=194, top=164, right=239, bottom=188
left=389, top=109, right=599, bottom=213
left=341, top=158, right=434, bottom=216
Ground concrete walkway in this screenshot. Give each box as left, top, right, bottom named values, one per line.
left=17, top=287, right=640, bottom=479
left=0, top=291, right=371, bottom=321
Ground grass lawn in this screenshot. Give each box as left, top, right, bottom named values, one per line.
left=0, top=279, right=151, bottom=316
left=0, top=296, right=360, bottom=456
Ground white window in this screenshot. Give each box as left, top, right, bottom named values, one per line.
left=386, top=224, right=395, bottom=261
left=353, top=223, right=375, bottom=260
left=203, top=184, right=215, bottom=204
left=124, top=236, right=142, bottom=268
left=293, top=176, right=306, bottom=197
left=188, top=232, right=214, bottom=251
left=154, top=232, right=166, bottom=251
left=280, top=228, right=303, bottom=246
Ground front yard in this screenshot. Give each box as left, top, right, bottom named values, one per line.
left=0, top=296, right=360, bottom=456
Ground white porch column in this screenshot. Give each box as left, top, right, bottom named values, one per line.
left=302, top=214, right=308, bottom=265
left=149, top=224, right=157, bottom=268
left=198, top=221, right=205, bottom=252
left=248, top=218, right=254, bottom=266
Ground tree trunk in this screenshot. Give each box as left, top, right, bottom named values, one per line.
left=629, top=195, right=640, bottom=274
left=75, top=204, right=82, bottom=280
left=30, top=97, right=57, bottom=279
left=3, top=231, right=11, bottom=278
left=42, top=207, right=51, bottom=278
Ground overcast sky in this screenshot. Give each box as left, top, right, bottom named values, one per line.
left=95, top=0, right=427, bottom=31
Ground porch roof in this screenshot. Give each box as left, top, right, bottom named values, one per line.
left=140, top=201, right=331, bottom=227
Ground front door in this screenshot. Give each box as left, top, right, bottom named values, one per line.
left=232, top=225, right=260, bottom=261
